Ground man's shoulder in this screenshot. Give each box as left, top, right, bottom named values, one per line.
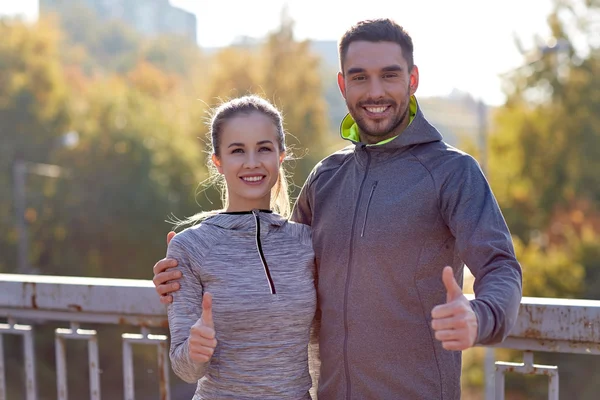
left=411, top=140, right=480, bottom=172
left=308, top=144, right=354, bottom=180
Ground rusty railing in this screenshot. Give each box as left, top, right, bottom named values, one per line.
left=0, top=274, right=599, bottom=400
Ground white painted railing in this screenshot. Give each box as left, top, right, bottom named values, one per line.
left=0, top=274, right=599, bottom=400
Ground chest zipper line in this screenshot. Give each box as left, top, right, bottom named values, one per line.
left=360, top=181, right=378, bottom=238
left=343, top=147, right=372, bottom=400
left=253, top=210, right=276, bottom=295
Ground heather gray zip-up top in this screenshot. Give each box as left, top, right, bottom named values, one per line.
left=167, top=210, right=316, bottom=399
left=292, top=101, right=523, bottom=400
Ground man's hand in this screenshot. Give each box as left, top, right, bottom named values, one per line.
left=431, top=266, right=478, bottom=351
left=189, top=293, right=217, bottom=363
left=152, top=231, right=181, bottom=305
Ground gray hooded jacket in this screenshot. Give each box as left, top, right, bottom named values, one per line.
left=167, top=211, right=316, bottom=399
left=292, top=102, right=522, bottom=400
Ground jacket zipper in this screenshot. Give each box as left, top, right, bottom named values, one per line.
left=360, top=181, right=378, bottom=237
left=252, top=210, right=276, bottom=294
left=343, top=147, right=372, bottom=399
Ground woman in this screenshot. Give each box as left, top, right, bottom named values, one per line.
left=166, top=95, right=316, bottom=399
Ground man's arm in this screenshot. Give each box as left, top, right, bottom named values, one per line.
left=435, top=154, right=522, bottom=346
left=290, top=170, right=315, bottom=226
left=153, top=231, right=181, bottom=304
left=291, top=170, right=320, bottom=394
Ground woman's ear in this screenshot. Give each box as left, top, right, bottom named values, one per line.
left=279, top=151, right=285, bottom=165
left=211, top=154, right=223, bottom=174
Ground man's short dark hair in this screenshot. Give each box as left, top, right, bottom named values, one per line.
left=339, top=18, right=414, bottom=73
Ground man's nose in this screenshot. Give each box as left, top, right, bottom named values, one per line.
left=367, top=78, right=385, bottom=99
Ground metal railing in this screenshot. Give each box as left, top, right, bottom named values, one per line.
left=0, top=273, right=598, bottom=400
left=475, top=295, right=600, bottom=400
left=0, top=273, right=170, bottom=400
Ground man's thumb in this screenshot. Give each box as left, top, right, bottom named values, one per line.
left=442, top=266, right=462, bottom=302
left=201, top=292, right=214, bottom=327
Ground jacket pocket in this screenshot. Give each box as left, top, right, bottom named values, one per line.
left=361, top=181, right=378, bottom=237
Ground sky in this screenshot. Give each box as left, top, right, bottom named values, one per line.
left=2, top=0, right=555, bottom=105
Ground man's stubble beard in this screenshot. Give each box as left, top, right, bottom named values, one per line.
left=347, top=99, right=411, bottom=143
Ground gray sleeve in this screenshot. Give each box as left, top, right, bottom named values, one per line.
left=439, top=155, right=523, bottom=345
left=291, top=172, right=315, bottom=226
left=166, top=235, right=209, bottom=383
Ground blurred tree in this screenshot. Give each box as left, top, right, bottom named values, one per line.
left=0, top=14, right=209, bottom=398
left=38, top=75, right=204, bottom=279
left=205, top=47, right=260, bottom=101
left=476, top=0, right=600, bottom=399
left=202, top=10, right=336, bottom=203
left=0, top=17, right=71, bottom=272
left=142, top=34, right=206, bottom=78
left=490, top=0, right=600, bottom=237
left=127, top=60, right=180, bottom=99
left=258, top=9, right=335, bottom=195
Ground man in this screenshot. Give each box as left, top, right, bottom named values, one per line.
left=153, top=18, right=522, bottom=399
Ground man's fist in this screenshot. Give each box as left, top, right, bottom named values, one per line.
left=431, top=266, right=478, bottom=351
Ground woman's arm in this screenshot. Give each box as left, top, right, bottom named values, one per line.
left=166, top=236, right=210, bottom=383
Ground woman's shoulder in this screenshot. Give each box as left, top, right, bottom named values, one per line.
left=168, top=221, right=220, bottom=254
left=280, top=219, right=313, bottom=245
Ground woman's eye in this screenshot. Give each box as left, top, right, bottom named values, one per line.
left=231, top=148, right=244, bottom=154
left=259, top=146, right=272, bottom=152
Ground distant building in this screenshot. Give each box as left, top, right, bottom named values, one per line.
left=40, top=0, right=197, bottom=44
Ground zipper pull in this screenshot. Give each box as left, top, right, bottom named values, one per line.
left=253, top=210, right=277, bottom=294
left=361, top=181, right=378, bottom=238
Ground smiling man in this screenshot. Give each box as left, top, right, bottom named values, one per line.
left=152, top=18, right=522, bottom=400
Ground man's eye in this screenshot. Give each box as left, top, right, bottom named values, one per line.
left=353, top=76, right=366, bottom=81
left=383, top=73, right=398, bottom=79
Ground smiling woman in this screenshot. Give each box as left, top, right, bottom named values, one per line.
left=162, top=95, right=318, bottom=399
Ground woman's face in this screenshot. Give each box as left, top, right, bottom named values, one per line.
left=212, top=112, right=284, bottom=212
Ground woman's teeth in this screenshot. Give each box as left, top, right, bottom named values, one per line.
left=242, top=176, right=264, bottom=182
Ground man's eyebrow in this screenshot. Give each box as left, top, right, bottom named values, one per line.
left=347, top=65, right=404, bottom=75
left=382, top=65, right=403, bottom=72
left=346, top=67, right=366, bottom=75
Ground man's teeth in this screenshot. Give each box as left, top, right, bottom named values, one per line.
left=242, top=176, right=264, bottom=182
left=366, top=106, right=388, bottom=113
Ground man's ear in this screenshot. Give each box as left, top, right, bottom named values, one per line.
left=211, top=154, right=223, bottom=174
left=337, top=71, right=347, bottom=99
left=409, top=65, right=420, bottom=96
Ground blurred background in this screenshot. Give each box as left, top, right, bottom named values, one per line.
left=0, top=0, right=599, bottom=399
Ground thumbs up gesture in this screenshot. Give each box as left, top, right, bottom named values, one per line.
left=431, top=267, right=478, bottom=351
left=188, top=292, right=217, bottom=363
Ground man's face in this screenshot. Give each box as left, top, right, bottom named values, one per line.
left=338, top=41, right=419, bottom=144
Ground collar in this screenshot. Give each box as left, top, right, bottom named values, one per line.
left=339, top=96, right=443, bottom=150
left=201, top=209, right=287, bottom=231
left=340, top=95, right=418, bottom=145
